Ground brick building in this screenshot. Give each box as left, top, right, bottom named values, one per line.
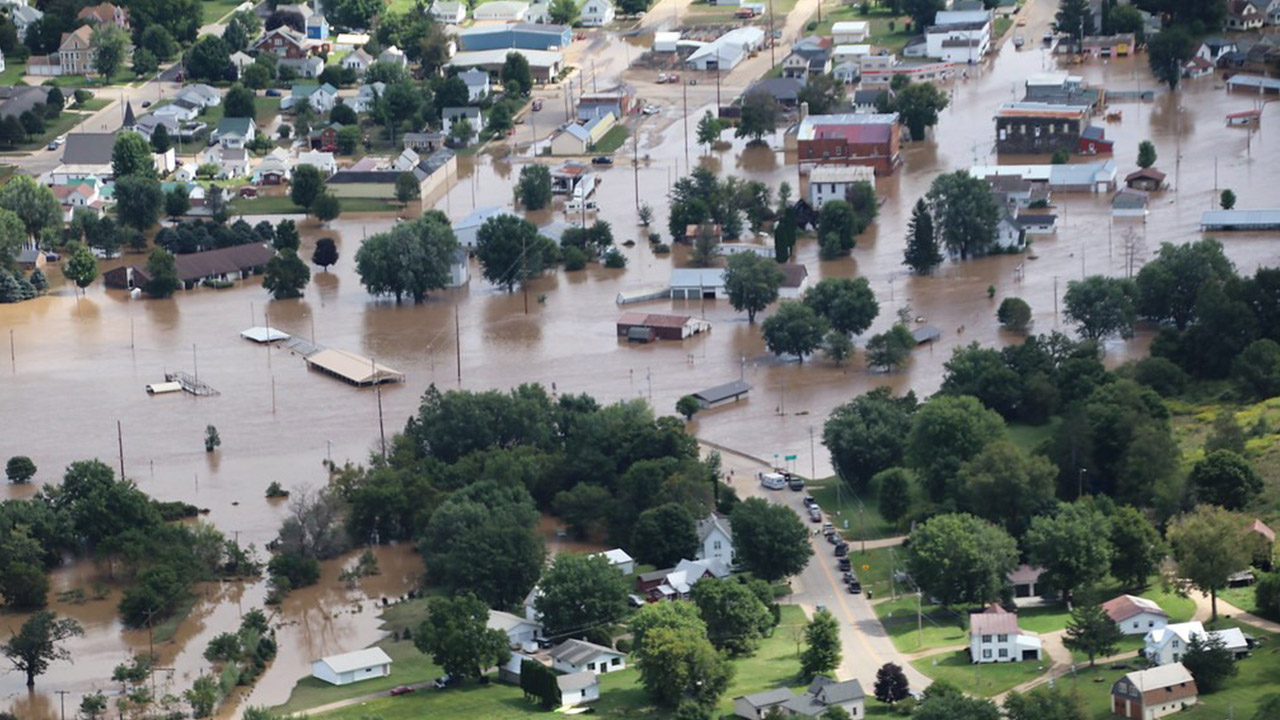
left=995, top=102, right=1092, bottom=155
left=794, top=112, right=901, bottom=175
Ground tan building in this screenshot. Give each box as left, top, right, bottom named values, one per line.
left=77, top=2, right=130, bottom=29
left=550, top=112, right=616, bottom=155
left=59, top=26, right=96, bottom=76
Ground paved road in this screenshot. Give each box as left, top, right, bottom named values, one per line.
left=705, top=442, right=931, bottom=693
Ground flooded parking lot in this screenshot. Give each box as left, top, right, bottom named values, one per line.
left=3, top=2, right=1280, bottom=713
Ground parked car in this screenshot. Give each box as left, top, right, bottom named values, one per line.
left=842, top=572, right=857, bottom=584
left=788, top=477, right=805, bottom=491
left=846, top=581, right=862, bottom=594
left=826, top=532, right=840, bottom=545
left=532, top=99, right=543, bottom=111
left=759, top=472, right=787, bottom=490
left=822, top=522, right=835, bottom=535
left=47, top=140, right=59, bottom=150
left=141, top=100, right=152, bottom=108
left=265, top=89, right=282, bottom=97
left=837, top=557, right=851, bottom=571
left=803, top=496, right=818, bottom=508
left=390, top=686, right=415, bottom=696
left=592, top=156, right=614, bottom=165
left=808, top=507, right=822, bottom=523
left=834, top=542, right=849, bottom=557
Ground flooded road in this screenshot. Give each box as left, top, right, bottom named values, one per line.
left=3, top=0, right=1280, bottom=712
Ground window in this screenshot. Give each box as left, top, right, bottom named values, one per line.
left=587, top=662, right=595, bottom=671
left=982, top=649, right=992, bottom=659
left=713, top=540, right=722, bottom=550
left=981, top=634, right=992, bottom=643
left=1172, top=640, right=1180, bottom=648
left=997, top=634, right=1008, bottom=642
left=999, top=648, right=1008, bottom=658
left=611, top=657, right=621, bottom=666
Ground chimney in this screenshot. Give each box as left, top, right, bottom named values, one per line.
left=799, top=100, right=809, bottom=122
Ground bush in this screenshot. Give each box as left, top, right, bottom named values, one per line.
left=1130, top=356, right=1188, bottom=397
left=654, top=243, right=671, bottom=254
left=603, top=248, right=627, bottom=268
left=997, top=297, right=1032, bottom=332
left=615, top=638, right=632, bottom=653
left=562, top=246, right=588, bottom=271
left=265, top=481, right=289, bottom=498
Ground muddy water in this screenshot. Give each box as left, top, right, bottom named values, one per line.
left=3, top=1, right=1280, bottom=713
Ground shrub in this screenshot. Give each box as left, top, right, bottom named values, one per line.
left=603, top=248, right=627, bottom=268
left=563, top=246, right=588, bottom=271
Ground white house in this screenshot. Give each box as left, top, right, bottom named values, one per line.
left=198, top=146, right=251, bottom=178
left=453, top=205, right=508, bottom=247
left=342, top=48, right=374, bottom=75
left=924, top=8, right=991, bottom=63
left=1007, top=564, right=1044, bottom=599
left=1110, top=663, right=1199, bottom=720
left=592, top=548, right=636, bottom=575
left=734, top=677, right=865, bottom=719
left=288, top=83, right=338, bottom=114
left=212, top=117, right=256, bottom=149
left=557, top=671, right=600, bottom=708
left=831, top=44, right=872, bottom=65
left=10, top=4, right=43, bottom=41
left=310, top=647, right=393, bottom=686
left=969, top=605, right=1041, bottom=663
left=831, top=20, right=869, bottom=43
left=379, top=45, right=407, bottom=67
left=176, top=84, right=221, bottom=109
left=230, top=50, right=255, bottom=76
left=580, top=0, right=615, bottom=26
left=696, top=513, right=734, bottom=565
left=473, top=0, right=528, bottom=20
left=432, top=0, right=467, bottom=23
left=442, top=106, right=484, bottom=135
left=457, top=69, right=491, bottom=101
left=488, top=609, right=543, bottom=650
left=351, top=82, right=385, bottom=113
left=297, top=150, right=338, bottom=176
left=153, top=101, right=200, bottom=122
left=806, top=164, right=876, bottom=210
left=549, top=639, right=626, bottom=675
left=1102, top=595, right=1170, bottom=636
left=1144, top=622, right=1250, bottom=666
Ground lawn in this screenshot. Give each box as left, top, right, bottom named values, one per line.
left=1005, top=419, right=1059, bottom=456
left=808, top=478, right=899, bottom=541
left=592, top=125, right=629, bottom=154
left=255, top=97, right=283, bottom=125
left=46, top=68, right=135, bottom=88
left=807, top=5, right=915, bottom=54
left=200, top=0, right=245, bottom=24
left=911, top=650, right=1048, bottom=698
left=874, top=596, right=967, bottom=654
left=15, top=111, right=91, bottom=151
left=0, top=62, right=26, bottom=85
left=682, top=0, right=799, bottom=25
left=1013, top=604, right=1072, bottom=634
left=74, top=97, right=112, bottom=112
left=843, top=545, right=900, bottom=600
left=277, top=637, right=446, bottom=715
left=1170, top=397, right=1280, bottom=523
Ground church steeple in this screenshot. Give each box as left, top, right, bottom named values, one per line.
left=122, top=100, right=136, bottom=130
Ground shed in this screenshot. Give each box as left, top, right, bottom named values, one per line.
left=1112, top=189, right=1149, bottom=218
left=304, top=348, right=405, bottom=386
left=1008, top=564, right=1044, bottom=598
left=310, top=647, right=393, bottom=686
left=1124, top=167, right=1165, bottom=191
left=654, top=31, right=680, bottom=52
left=557, top=671, right=600, bottom=708
left=670, top=268, right=726, bottom=299
left=911, top=325, right=941, bottom=345
left=1200, top=209, right=1280, bottom=231
left=616, top=313, right=710, bottom=340
left=692, top=379, right=751, bottom=409
left=549, top=639, right=626, bottom=674
left=240, top=326, right=291, bottom=343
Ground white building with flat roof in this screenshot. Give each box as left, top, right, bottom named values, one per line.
left=806, top=164, right=876, bottom=208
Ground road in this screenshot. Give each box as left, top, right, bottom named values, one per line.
left=705, top=442, right=932, bottom=693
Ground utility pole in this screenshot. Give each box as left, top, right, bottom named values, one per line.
left=633, top=120, right=640, bottom=210
left=55, top=690, right=69, bottom=720
left=192, top=343, right=198, bottom=382
left=682, top=79, right=690, bottom=172
left=454, top=304, right=462, bottom=385
left=808, top=426, right=816, bottom=480
left=1053, top=275, right=1059, bottom=316
left=522, top=233, right=529, bottom=314
left=117, top=420, right=125, bottom=479
left=768, top=0, right=776, bottom=68
left=9, top=328, right=14, bottom=373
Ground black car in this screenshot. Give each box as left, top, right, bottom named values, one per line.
left=838, top=557, right=851, bottom=571
left=842, top=572, right=857, bottom=584
left=834, top=543, right=849, bottom=557
left=846, top=581, right=862, bottom=594
left=803, top=496, right=818, bottom=508
left=788, top=477, right=805, bottom=491
left=592, top=156, right=614, bottom=165
left=826, top=532, right=840, bottom=545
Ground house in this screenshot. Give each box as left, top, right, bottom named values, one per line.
left=326, top=148, right=457, bottom=205
left=557, top=671, right=600, bottom=708
left=305, top=12, right=328, bottom=40
left=832, top=44, right=872, bottom=66
left=636, top=559, right=730, bottom=601
left=176, top=84, right=221, bottom=110
left=333, top=32, right=370, bottom=51
left=253, top=149, right=292, bottom=184
left=403, top=131, right=445, bottom=152
left=1227, top=0, right=1264, bottom=30
left=442, top=106, right=484, bottom=136
left=580, top=0, right=614, bottom=26
left=832, top=20, right=869, bottom=43
left=1079, top=124, right=1114, bottom=155
left=995, top=102, right=1092, bottom=155
left=1008, top=564, right=1044, bottom=598
left=548, top=639, right=626, bottom=675
left=286, top=55, right=325, bottom=78
left=254, top=27, right=310, bottom=59
left=198, top=146, right=251, bottom=178
left=653, top=31, right=680, bottom=52
left=1081, top=33, right=1136, bottom=57
left=779, top=262, right=810, bottom=298
left=391, top=148, right=420, bottom=172
left=833, top=61, right=860, bottom=84
left=212, top=117, right=255, bottom=149
left=996, top=213, right=1026, bottom=250
left=1183, top=56, right=1214, bottom=79
left=50, top=133, right=116, bottom=184
left=488, top=609, right=543, bottom=649
left=525, top=0, right=550, bottom=23
left=77, top=1, right=128, bottom=28
left=1111, top=663, right=1198, bottom=720
left=781, top=36, right=832, bottom=78
left=1125, top=168, right=1166, bottom=192
left=297, top=150, right=338, bottom=176
left=696, top=513, right=734, bottom=564
left=1145, top=622, right=1250, bottom=665
left=498, top=651, right=535, bottom=685
left=473, top=0, right=529, bottom=21
left=51, top=183, right=103, bottom=222
left=686, top=27, right=765, bottom=71
left=925, top=8, right=991, bottom=62
left=734, top=689, right=795, bottom=720
left=550, top=161, right=595, bottom=198
left=592, top=548, right=636, bottom=574
left=458, top=23, right=571, bottom=51
left=0, top=87, right=53, bottom=123
left=733, top=678, right=865, bottom=719
left=1015, top=213, right=1057, bottom=235
left=288, top=83, right=338, bottom=114
left=1255, top=0, right=1280, bottom=25
left=550, top=112, right=616, bottom=154
left=577, top=89, right=635, bottom=121
left=432, top=0, right=467, bottom=23
left=59, top=25, right=96, bottom=76
left=457, top=69, right=491, bottom=101
left=230, top=51, right=255, bottom=76
left=380, top=45, right=407, bottom=66
left=1112, top=188, right=1148, bottom=219
left=748, top=78, right=805, bottom=108
left=852, top=88, right=885, bottom=112
left=1250, top=518, right=1276, bottom=543
left=153, top=99, right=201, bottom=122
left=449, top=49, right=563, bottom=83
left=454, top=206, right=508, bottom=247
left=1102, top=595, right=1169, bottom=636
left=1023, top=72, right=1102, bottom=110
left=10, top=4, right=42, bottom=42
left=807, top=164, right=876, bottom=209
left=310, top=648, right=393, bottom=686
left=342, top=48, right=373, bottom=75
left=987, top=175, right=1050, bottom=209
left=670, top=268, right=726, bottom=299
left=351, top=82, right=385, bottom=113
left=969, top=605, right=1041, bottom=663
left=310, top=122, right=344, bottom=151
left=860, top=57, right=955, bottom=87
left=1197, top=38, right=1237, bottom=64
left=16, top=248, right=47, bottom=272
left=794, top=113, right=902, bottom=176
left=615, top=313, right=710, bottom=342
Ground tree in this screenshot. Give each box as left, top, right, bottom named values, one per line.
left=905, top=513, right=1019, bottom=608
left=114, top=176, right=165, bottom=233
left=823, top=388, right=917, bottom=489
left=475, top=214, right=550, bottom=292
left=736, top=91, right=778, bottom=143
left=631, top=606, right=732, bottom=709
left=824, top=331, right=853, bottom=366
left=1182, top=631, right=1237, bottom=693
left=149, top=122, right=172, bottom=154
left=275, top=220, right=300, bottom=252
left=803, top=277, right=879, bottom=336
left=676, top=395, right=701, bottom=421
left=391, top=173, right=420, bottom=208
left=64, top=242, right=97, bottom=292
left=762, top=301, right=827, bottom=363
left=1148, top=27, right=1194, bottom=90
left=1003, top=685, right=1088, bottom=720
left=696, top=111, right=722, bottom=152
left=141, top=25, right=179, bottom=60
left=872, top=468, right=913, bottom=525
left=926, top=171, right=1000, bottom=259
left=414, top=593, right=512, bottom=680
left=1233, top=339, right=1280, bottom=400
left=0, top=611, right=84, bottom=687
left=1064, top=275, right=1137, bottom=341
left=184, top=674, right=218, bottom=718
left=1221, top=189, right=1237, bottom=210
left=501, top=52, right=532, bottom=95
left=312, top=237, right=339, bottom=270
left=355, top=214, right=459, bottom=302
left=895, top=81, right=949, bottom=141
left=1025, top=503, right=1113, bottom=605
left=331, top=0, right=382, bottom=29
left=1109, top=505, right=1167, bottom=590
left=903, top=198, right=941, bottom=274
left=1168, top=505, right=1253, bottom=620
left=335, top=125, right=361, bottom=155
left=1134, top=239, right=1234, bottom=329
left=19, top=110, right=44, bottom=138
left=535, top=553, right=629, bottom=637
left=144, top=249, right=181, bottom=298
left=630, top=502, right=699, bottom=568
left=90, top=25, right=130, bottom=79
left=874, top=662, right=910, bottom=705
left=800, top=609, right=841, bottom=680
left=796, top=74, right=846, bottom=116
left=263, top=249, right=311, bottom=300
left=1055, top=0, right=1092, bottom=44
left=80, top=692, right=108, bottom=720
left=729, top=498, right=813, bottom=582
left=549, top=0, right=579, bottom=24
left=6, top=456, right=36, bottom=484
left=165, top=185, right=190, bottom=219
left=186, top=35, right=233, bottom=83
left=448, top=117, right=475, bottom=146
left=132, top=48, right=159, bottom=77
left=1137, top=140, right=1157, bottom=169
left=1190, top=450, right=1262, bottom=511
left=817, top=199, right=858, bottom=258
left=903, top=0, right=943, bottom=29
left=112, top=132, right=156, bottom=181
left=907, top=395, right=1004, bottom=503
left=290, top=164, right=324, bottom=210
left=1061, top=603, right=1123, bottom=666
left=0, top=175, right=60, bottom=240
left=998, top=297, right=1032, bottom=333
left=691, top=577, right=775, bottom=656
left=865, top=325, right=916, bottom=373
left=224, top=85, right=256, bottom=119
left=955, top=441, right=1056, bottom=536
left=516, top=164, right=552, bottom=210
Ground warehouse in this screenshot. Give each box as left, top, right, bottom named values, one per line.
left=449, top=49, right=564, bottom=83
left=458, top=22, right=571, bottom=51
left=685, top=27, right=765, bottom=71
left=616, top=313, right=711, bottom=341
left=1200, top=209, right=1280, bottom=231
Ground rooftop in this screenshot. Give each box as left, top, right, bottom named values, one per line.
left=549, top=638, right=619, bottom=665
left=1102, top=594, right=1168, bottom=623
left=809, top=164, right=876, bottom=184
left=315, top=647, right=392, bottom=673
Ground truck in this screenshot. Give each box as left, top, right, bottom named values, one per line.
left=759, top=472, right=787, bottom=490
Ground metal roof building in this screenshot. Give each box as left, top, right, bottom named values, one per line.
left=304, top=348, right=405, bottom=386
left=1201, top=209, right=1280, bottom=231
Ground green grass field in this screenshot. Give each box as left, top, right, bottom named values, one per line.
left=682, top=0, right=799, bottom=25
left=874, top=596, right=967, bottom=654
left=911, top=650, right=1048, bottom=697
left=45, top=68, right=135, bottom=88
left=74, top=97, right=112, bottom=112
left=808, top=478, right=899, bottom=541
left=15, top=111, right=91, bottom=151
left=201, top=0, right=245, bottom=24
left=807, top=5, right=914, bottom=53
left=592, top=125, right=629, bottom=154
left=0, top=62, right=26, bottom=85
left=1005, top=419, right=1059, bottom=456
left=277, top=637, right=443, bottom=714
left=230, top=195, right=402, bottom=215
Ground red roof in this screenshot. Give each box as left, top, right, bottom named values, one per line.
left=1101, top=594, right=1169, bottom=623
left=618, top=313, right=693, bottom=329
left=970, top=607, right=1020, bottom=636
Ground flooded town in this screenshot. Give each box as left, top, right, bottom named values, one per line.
left=2, top=0, right=1280, bottom=716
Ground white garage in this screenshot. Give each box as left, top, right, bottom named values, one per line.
left=311, top=647, right=394, bottom=686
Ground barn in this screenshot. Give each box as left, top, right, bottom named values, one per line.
left=616, top=313, right=711, bottom=341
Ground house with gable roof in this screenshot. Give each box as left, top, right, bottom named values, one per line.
left=969, top=604, right=1041, bottom=663
left=549, top=638, right=626, bottom=674
left=1111, top=663, right=1198, bottom=719
left=1102, top=595, right=1170, bottom=636
left=1144, top=622, right=1250, bottom=666
left=696, top=513, right=734, bottom=564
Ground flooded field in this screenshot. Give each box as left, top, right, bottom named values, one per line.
left=3, top=0, right=1280, bottom=713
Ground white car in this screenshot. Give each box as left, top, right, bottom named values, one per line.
left=642, top=105, right=660, bottom=115
left=759, top=472, right=787, bottom=490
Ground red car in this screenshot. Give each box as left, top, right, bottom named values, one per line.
left=389, top=686, right=415, bottom=696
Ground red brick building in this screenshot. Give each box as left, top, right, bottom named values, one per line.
left=795, top=112, right=902, bottom=176
left=254, top=27, right=310, bottom=59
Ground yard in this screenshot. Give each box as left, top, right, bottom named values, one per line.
left=592, top=125, right=629, bottom=154
left=1005, top=419, right=1059, bottom=456
left=806, top=4, right=915, bottom=54
left=45, top=68, right=135, bottom=88
left=197, top=97, right=281, bottom=128
left=229, top=195, right=403, bottom=215
left=808, top=478, right=899, bottom=541
left=681, top=0, right=800, bottom=25
left=200, top=0, right=245, bottom=24
left=911, top=650, right=1047, bottom=697
left=14, top=111, right=93, bottom=151
left=0, top=62, right=26, bottom=85
left=873, top=596, right=967, bottom=655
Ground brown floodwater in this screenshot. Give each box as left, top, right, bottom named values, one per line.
left=3, top=1, right=1280, bottom=713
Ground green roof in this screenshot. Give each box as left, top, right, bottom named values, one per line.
left=216, top=117, right=253, bottom=137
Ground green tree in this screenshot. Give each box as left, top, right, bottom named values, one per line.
left=354, top=214, right=460, bottom=302
left=800, top=609, right=841, bottom=680
left=1137, top=140, right=1157, bottom=169
left=865, top=324, right=916, bottom=372
left=1190, top=450, right=1262, bottom=510
left=895, top=81, right=949, bottom=141
left=823, top=387, right=917, bottom=490
left=1109, top=506, right=1167, bottom=590
left=691, top=577, right=775, bottom=656
left=1168, top=505, right=1253, bottom=620
left=723, top=251, right=783, bottom=323
left=0, top=526, right=48, bottom=609
left=631, top=502, right=699, bottom=568
left=552, top=482, right=610, bottom=538
left=903, top=198, right=941, bottom=274
left=549, top=0, right=579, bottom=24
left=915, top=691, right=1001, bottom=720
left=1148, top=27, right=1194, bottom=90
left=165, top=185, right=190, bottom=219
left=956, top=441, right=1056, bottom=537
left=998, top=297, right=1032, bottom=332
left=336, top=125, right=361, bottom=155
left=631, top=607, right=732, bottom=709
left=1062, top=603, right=1123, bottom=667
left=6, top=456, right=36, bottom=484
left=534, top=553, right=629, bottom=637
left=414, top=593, right=512, bottom=680
left=311, top=192, right=342, bottom=224
left=926, top=171, right=1000, bottom=259
left=132, top=48, right=159, bottom=77
left=448, top=117, right=475, bottom=146
left=475, top=214, right=550, bottom=292
left=803, top=277, right=879, bottom=336
left=1221, top=189, right=1237, bottom=210
left=90, top=25, right=130, bottom=79
left=144, top=249, right=181, bottom=298
left=290, top=164, right=324, bottom=210
left=312, top=237, right=339, bottom=270
left=873, top=467, right=914, bottom=525
left=395, top=172, right=420, bottom=206
left=275, top=220, right=300, bottom=252
left=1134, top=239, right=1234, bottom=330
left=331, top=0, right=382, bottom=28
left=1025, top=503, right=1113, bottom=605
left=113, top=176, right=165, bottom=233
left=1182, top=631, right=1238, bottom=693
left=907, top=395, right=1005, bottom=503
left=186, top=35, right=233, bottom=82
left=1064, top=275, right=1137, bottom=341
left=796, top=73, right=846, bottom=116
left=79, top=692, right=108, bottom=720
left=824, top=331, right=853, bottom=366
left=817, top=199, right=858, bottom=258
left=873, top=662, right=910, bottom=705
left=696, top=111, right=722, bottom=152
left=0, top=611, right=84, bottom=687
left=141, top=25, right=179, bottom=60
left=676, top=395, right=701, bottom=421
left=903, top=0, right=943, bottom=29
left=729, top=498, right=813, bottom=582
left=184, top=674, right=219, bottom=718
left=905, top=513, right=1019, bottom=608
left=1233, top=339, right=1280, bottom=400
left=224, top=85, right=256, bottom=119
left=762, top=301, right=827, bottom=363
left=735, top=91, right=778, bottom=143
left=1054, top=0, right=1092, bottom=43
left=516, top=164, right=552, bottom=210
left=242, top=63, right=272, bottom=90
left=1004, top=684, right=1088, bottom=720
left=501, top=52, right=532, bottom=95
left=112, top=132, right=156, bottom=180
left=263, top=249, right=311, bottom=300
left=64, top=242, right=98, bottom=292
left=0, top=175, right=60, bottom=241
left=149, top=122, right=172, bottom=154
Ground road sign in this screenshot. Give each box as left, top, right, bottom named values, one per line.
left=784, top=454, right=797, bottom=461
left=862, top=564, right=870, bottom=571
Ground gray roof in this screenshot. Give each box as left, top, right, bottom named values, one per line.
left=1201, top=209, right=1280, bottom=227
left=750, top=77, right=804, bottom=102
left=693, top=379, right=751, bottom=404
left=853, top=89, right=882, bottom=104
left=215, top=117, right=253, bottom=138
left=808, top=676, right=865, bottom=704
left=61, top=133, right=117, bottom=165
left=457, top=69, right=489, bottom=87
left=556, top=671, right=598, bottom=692
left=912, top=325, right=941, bottom=343
left=549, top=639, right=619, bottom=665
left=0, top=86, right=51, bottom=120
left=697, top=513, right=732, bottom=543
left=738, top=688, right=796, bottom=708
